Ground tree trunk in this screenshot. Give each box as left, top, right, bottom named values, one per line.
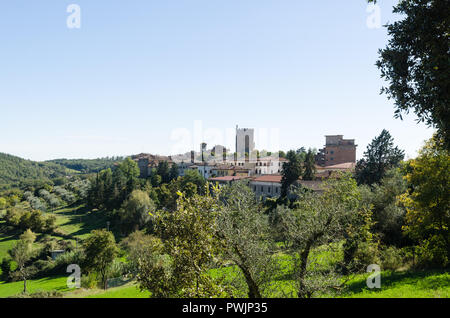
left=233, top=245, right=262, bottom=298
left=23, top=278, right=27, bottom=294
left=239, top=264, right=262, bottom=298
left=297, top=241, right=312, bottom=298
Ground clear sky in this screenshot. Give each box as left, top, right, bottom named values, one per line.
left=0, top=0, right=434, bottom=161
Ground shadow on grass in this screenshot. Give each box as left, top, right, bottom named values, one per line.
left=345, top=270, right=450, bottom=294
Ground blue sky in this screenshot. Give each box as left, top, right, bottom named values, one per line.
left=0, top=0, right=433, bottom=161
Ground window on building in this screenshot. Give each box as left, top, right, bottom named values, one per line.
left=261, top=186, right=263, bottom=192
left=268, top=187, right=271, bottom=193
left=331, top=157, right=334, bottom=161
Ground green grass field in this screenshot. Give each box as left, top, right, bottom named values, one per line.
left=0, top=276, right=70, bottom=298
left=339, top=270, right=450, bottom=298
left=53, top=204, right=110, bottom=240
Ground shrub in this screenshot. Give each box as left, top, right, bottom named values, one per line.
left=81, top=272, right=99, bottom=289
left=350, top=241, right=380, bottom=273
left=415, top=236, right=449, bottom=269
left=380, top=246, right=405, bottom=271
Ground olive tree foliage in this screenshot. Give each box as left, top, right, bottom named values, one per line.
left=117, top=190, right=156, bottom=234
left=360, top=167, right=408, bottom=247
left=217, top=181, right=278, bottom=298
left=137, top=185, right=228, bottom=298
left=8, top=229, right=37, bottom=293
left=83, top=229, right=118, bottom=290
left=276, top=174, right=365, bottom=297
left=369, top=0, right=450, bottom=149
left=120, top=230, right=162, bottom=275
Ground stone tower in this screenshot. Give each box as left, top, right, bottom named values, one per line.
left=235, top=125, right=255, bottom=162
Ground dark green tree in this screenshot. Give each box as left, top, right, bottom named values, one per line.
left=281, top=150, right=303, bottom=197
left=355, top=129, right=404, bottom=185
left=371, top=0, right=450, bottom=149
left=302, top=149, right=317, bottom=181
left=157, top=161, right=170, bottom=184
left=169, top=164, right=179, bottom=181
left=83, top=229, right=118, bottom=290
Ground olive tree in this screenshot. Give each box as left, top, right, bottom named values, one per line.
left=83, top=229, right=118, bottom=290
left=277, top=174, right=363, bottom=297
left=217, top=181, right=277, bottom=298
left=8, top=229, right=37, bottom=293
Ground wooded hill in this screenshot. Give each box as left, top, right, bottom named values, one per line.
left=0, top=153, right=121, bottom=189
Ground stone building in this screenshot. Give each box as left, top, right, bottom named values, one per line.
left=315, top=135, right=356, bottom=167
left=131, top=153, right=174, bottom=178
left=235, top=126, right=255, bottom=162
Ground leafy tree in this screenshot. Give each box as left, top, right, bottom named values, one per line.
left=217, top=182, right=277, bottom=298
left=120, top=230, right=162, bottom=275
left=83, top=230, right=118, bottom=289
left=370, top=0, right=450, bottom=149
left=399, top=135, right=450, bottom=268
left=157, top=161, right=170, bottom=184
left=281, top=150, right=303, bottom=197
left=360, top=167, right=408, bottom=246
left=118, top=158, right=140, bottom=196
left=150, top=168, right=162, bottom=187
left=277, top=174, right=363, bottom=297
left=0, top=197, right=7, bottom=210
left=169, top=164, right=179, bottom=181
left=302, top=149, right=317, bottom=181
left=8, top=229, right=37, bottom=293
left=118, top=190, right=155, bottom=234
left=147, top=186, right=227, bottom=297
left=181, top=170, right=206, bottom=193
left=355, top=129, right=404, bottom=185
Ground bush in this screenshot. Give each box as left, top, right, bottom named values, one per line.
left=4, top=207, right=56, bottom=233
left=81, top=272, right=99, bottom=289
left=380, top=246, right=405, bottom=271
left=107, top=260, right=129, bottom=278
left=350, top=241, right=380, bottom=273
left=415, top=236, right=449, bottom=269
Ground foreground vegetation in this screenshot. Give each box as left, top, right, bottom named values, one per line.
left=0, top=132, right=448, bottom=298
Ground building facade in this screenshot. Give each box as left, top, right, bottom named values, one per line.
left=315, top=135, right=356, bottom=167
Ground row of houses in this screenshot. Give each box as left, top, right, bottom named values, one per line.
left=208, top=162, right=356, bottom=199
left=132, top=153, right=288, bottom=179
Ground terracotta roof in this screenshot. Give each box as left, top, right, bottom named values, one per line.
left=323, top=162, right=356, bottom=170
left=251, top=175, right=282, bottom=183
left=208, top=176, right=250, bottom=182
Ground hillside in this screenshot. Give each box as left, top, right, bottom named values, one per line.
left=46, top=157, right=122, bottom=174
left=0, top=153, right=121, bottom=190
left=0, top=153, right=70, bottom=189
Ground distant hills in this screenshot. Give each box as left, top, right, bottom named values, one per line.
left=0, top=153, right=122, bottom=189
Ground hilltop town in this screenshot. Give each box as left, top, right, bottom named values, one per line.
left=131, top=126, right=357, bottom=198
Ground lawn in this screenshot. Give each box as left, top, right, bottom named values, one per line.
left=338, top=270, right=450, bottom=298
left=52, top=204, right=111, bottom=240
left=0, top=276, right=70, bottom=298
